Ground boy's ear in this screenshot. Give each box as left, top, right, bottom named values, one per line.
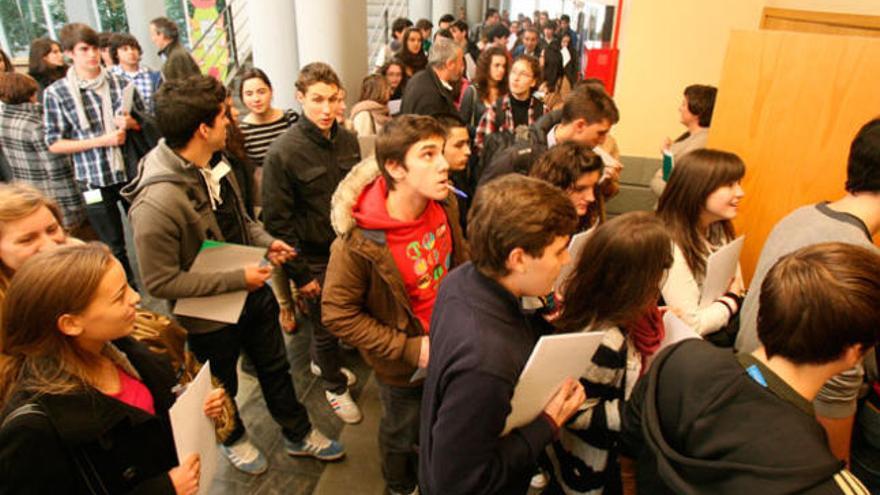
left=505, top=247, right=527, bottom=275
left=296, top=91, right=305, bottom=105
left=385, top=159, right=407, bottom=182
left=842, top=344, right=867, bottom=369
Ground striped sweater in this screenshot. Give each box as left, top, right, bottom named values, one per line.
left=548, top=325, right=642, bottom=494
left=239, top=109, right=299, bottom=166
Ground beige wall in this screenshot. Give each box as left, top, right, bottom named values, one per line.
left=612, top=0, right=764, bottom=158
left=612, top=0, right=879, bottom=158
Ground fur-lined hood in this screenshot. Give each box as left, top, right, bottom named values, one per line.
left=330, top=156, right=381, bottom=236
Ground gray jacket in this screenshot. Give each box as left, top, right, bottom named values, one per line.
left=122, top=139, right=275, bottom=334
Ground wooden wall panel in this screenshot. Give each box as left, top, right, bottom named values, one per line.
left=761, top=7, right=880, bottom=37
left=707, top=30, right=880, bottom=284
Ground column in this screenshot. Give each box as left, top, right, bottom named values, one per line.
left=294, top=0, right=367, bottom=109
left=123, top=0, right=166, bottom=70
left=248, top=0, right=299, bottom=110
left=432, top=0, right=455, bottom=23
left=466, top=0, right=482, bottom=26
left=64, top=0, right=100, bottom=31
left=408, top=0, right=432, bottom=22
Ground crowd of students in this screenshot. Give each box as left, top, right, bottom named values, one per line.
left=0, top=7, right=878, bottom=495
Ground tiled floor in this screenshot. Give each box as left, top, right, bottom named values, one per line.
left=207, top=315, right=373, bottom=495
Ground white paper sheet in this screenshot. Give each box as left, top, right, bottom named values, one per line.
left=554, top=228, right=595, bottom=291
left=173, top=242, right=267, bottom=323
left=699, top=236, right=745, bottom=309
left=169, top=362, right=217, bottom=495
left=593, top=145, right=623, bottom=184
left=645, top=311, right=701, bottom=368
left=388, top=99, right=402, bottom=115
left=121, top=83, right=135, bottom=114
left=502, top=331, right=604, bottom=435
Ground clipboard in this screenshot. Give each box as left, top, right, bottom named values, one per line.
left=169, top=362, right=218, bottom=495
left=121, top=83, right=135, bottom=114
left=699, top=236, right=745, bottom=308
left=172, top=241, right=267, bottom=323
left=502, top=331, right=604, bottom=435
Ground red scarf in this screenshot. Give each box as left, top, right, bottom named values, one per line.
left=625, top=305, right=665, bottom=373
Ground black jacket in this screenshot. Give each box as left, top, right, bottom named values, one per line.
left=400, top=68, right=458, bottom=117
left=158, top=41, right=201, bottom=81
left=621, top=339, right=854, bottom=495
left=478, top=110, right=561, bottom=186
left=262, top=117, right=360, bottom=285
left=0, top=337, right=179, bottom=494
left=419, top=262, right=556, bottom=495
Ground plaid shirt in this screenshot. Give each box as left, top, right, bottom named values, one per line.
left=43, top=72, right=134, bottom=189
left=474, top=95, right=545, bottom=151
left=0, top=102, right=87, bottom=228
left=109, top=65, right=162, bottom=114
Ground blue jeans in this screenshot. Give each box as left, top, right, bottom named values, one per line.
left=379, top=382, right=422, bottom=493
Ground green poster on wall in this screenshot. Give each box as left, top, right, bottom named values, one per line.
left=187, top=0, right=229, bottom=82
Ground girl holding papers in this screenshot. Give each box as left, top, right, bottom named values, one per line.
left=548, top=212, right=674, bottom=494
left=657, top=149, right=746, bottom=345
left=0, top=244, right=227, bottom=494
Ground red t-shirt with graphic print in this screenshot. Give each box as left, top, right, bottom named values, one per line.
left=353, top=177, right=452, bottom=333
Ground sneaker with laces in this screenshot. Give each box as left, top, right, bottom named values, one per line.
left=309, top=361, right=357, bottom=386
left=530, top=469, right=548, bottom=489
left=325, top=389, right=363, bottom=424
left=285, top=429, right=345, bottom=461
left=220, top=437, right=268, bottom=475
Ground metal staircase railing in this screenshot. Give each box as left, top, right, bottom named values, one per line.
left=367, top=0, right=408, bottom=68
left=190, top=0, right=252, bottom=86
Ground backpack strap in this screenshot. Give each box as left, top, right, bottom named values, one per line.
left=493, top=96, right=506, bottom=130
left=0, top=402, right=45, bottom=430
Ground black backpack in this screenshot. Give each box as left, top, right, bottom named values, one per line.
left=476, top=97, right=544, bottom=185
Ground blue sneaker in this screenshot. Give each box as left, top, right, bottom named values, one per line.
left=220, top=437, right=268, bottom=475
left=284, top=429, right=345, bottom=461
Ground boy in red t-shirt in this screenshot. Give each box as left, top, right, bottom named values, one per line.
left=323, top=115, right=468, bottom=495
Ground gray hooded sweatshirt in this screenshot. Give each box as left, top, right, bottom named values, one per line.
left=122, top=139, right=275, bottom=334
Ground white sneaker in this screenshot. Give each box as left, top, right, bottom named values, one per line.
left=310, top=361, right=357, bottom=387
left=530, top=469, right=548, bottom=489
left=220, top=436, right=268, bottom=475
left=325, top=389, right=363, bottom=424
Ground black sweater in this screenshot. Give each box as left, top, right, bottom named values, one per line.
left=621, top=340, right=860, bottom=494
left=0, top=337, right=179, bottom=494
left=400, top=68, right=457, bottom=117
left=419, top=262, right=556, bottom=495
left=261, top=116, right=360, bottom=285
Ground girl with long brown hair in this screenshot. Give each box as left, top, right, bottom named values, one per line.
left=0, top=244, right=227, bottom=494
left=474, top=54, right=544, bottom=152
left=27, top=38, right=67, bottom=96
left=549, top=211, right=673, bottom=494
left=397, top=27, right=428, bottom=77
left=657, top=148, right=746, bottom=342
left=347, top=74, right=392, bottom=138
left=459, top=46, right=509, bottom=128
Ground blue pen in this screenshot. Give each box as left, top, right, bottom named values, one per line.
left=446, top=183, right=468, bottom=199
